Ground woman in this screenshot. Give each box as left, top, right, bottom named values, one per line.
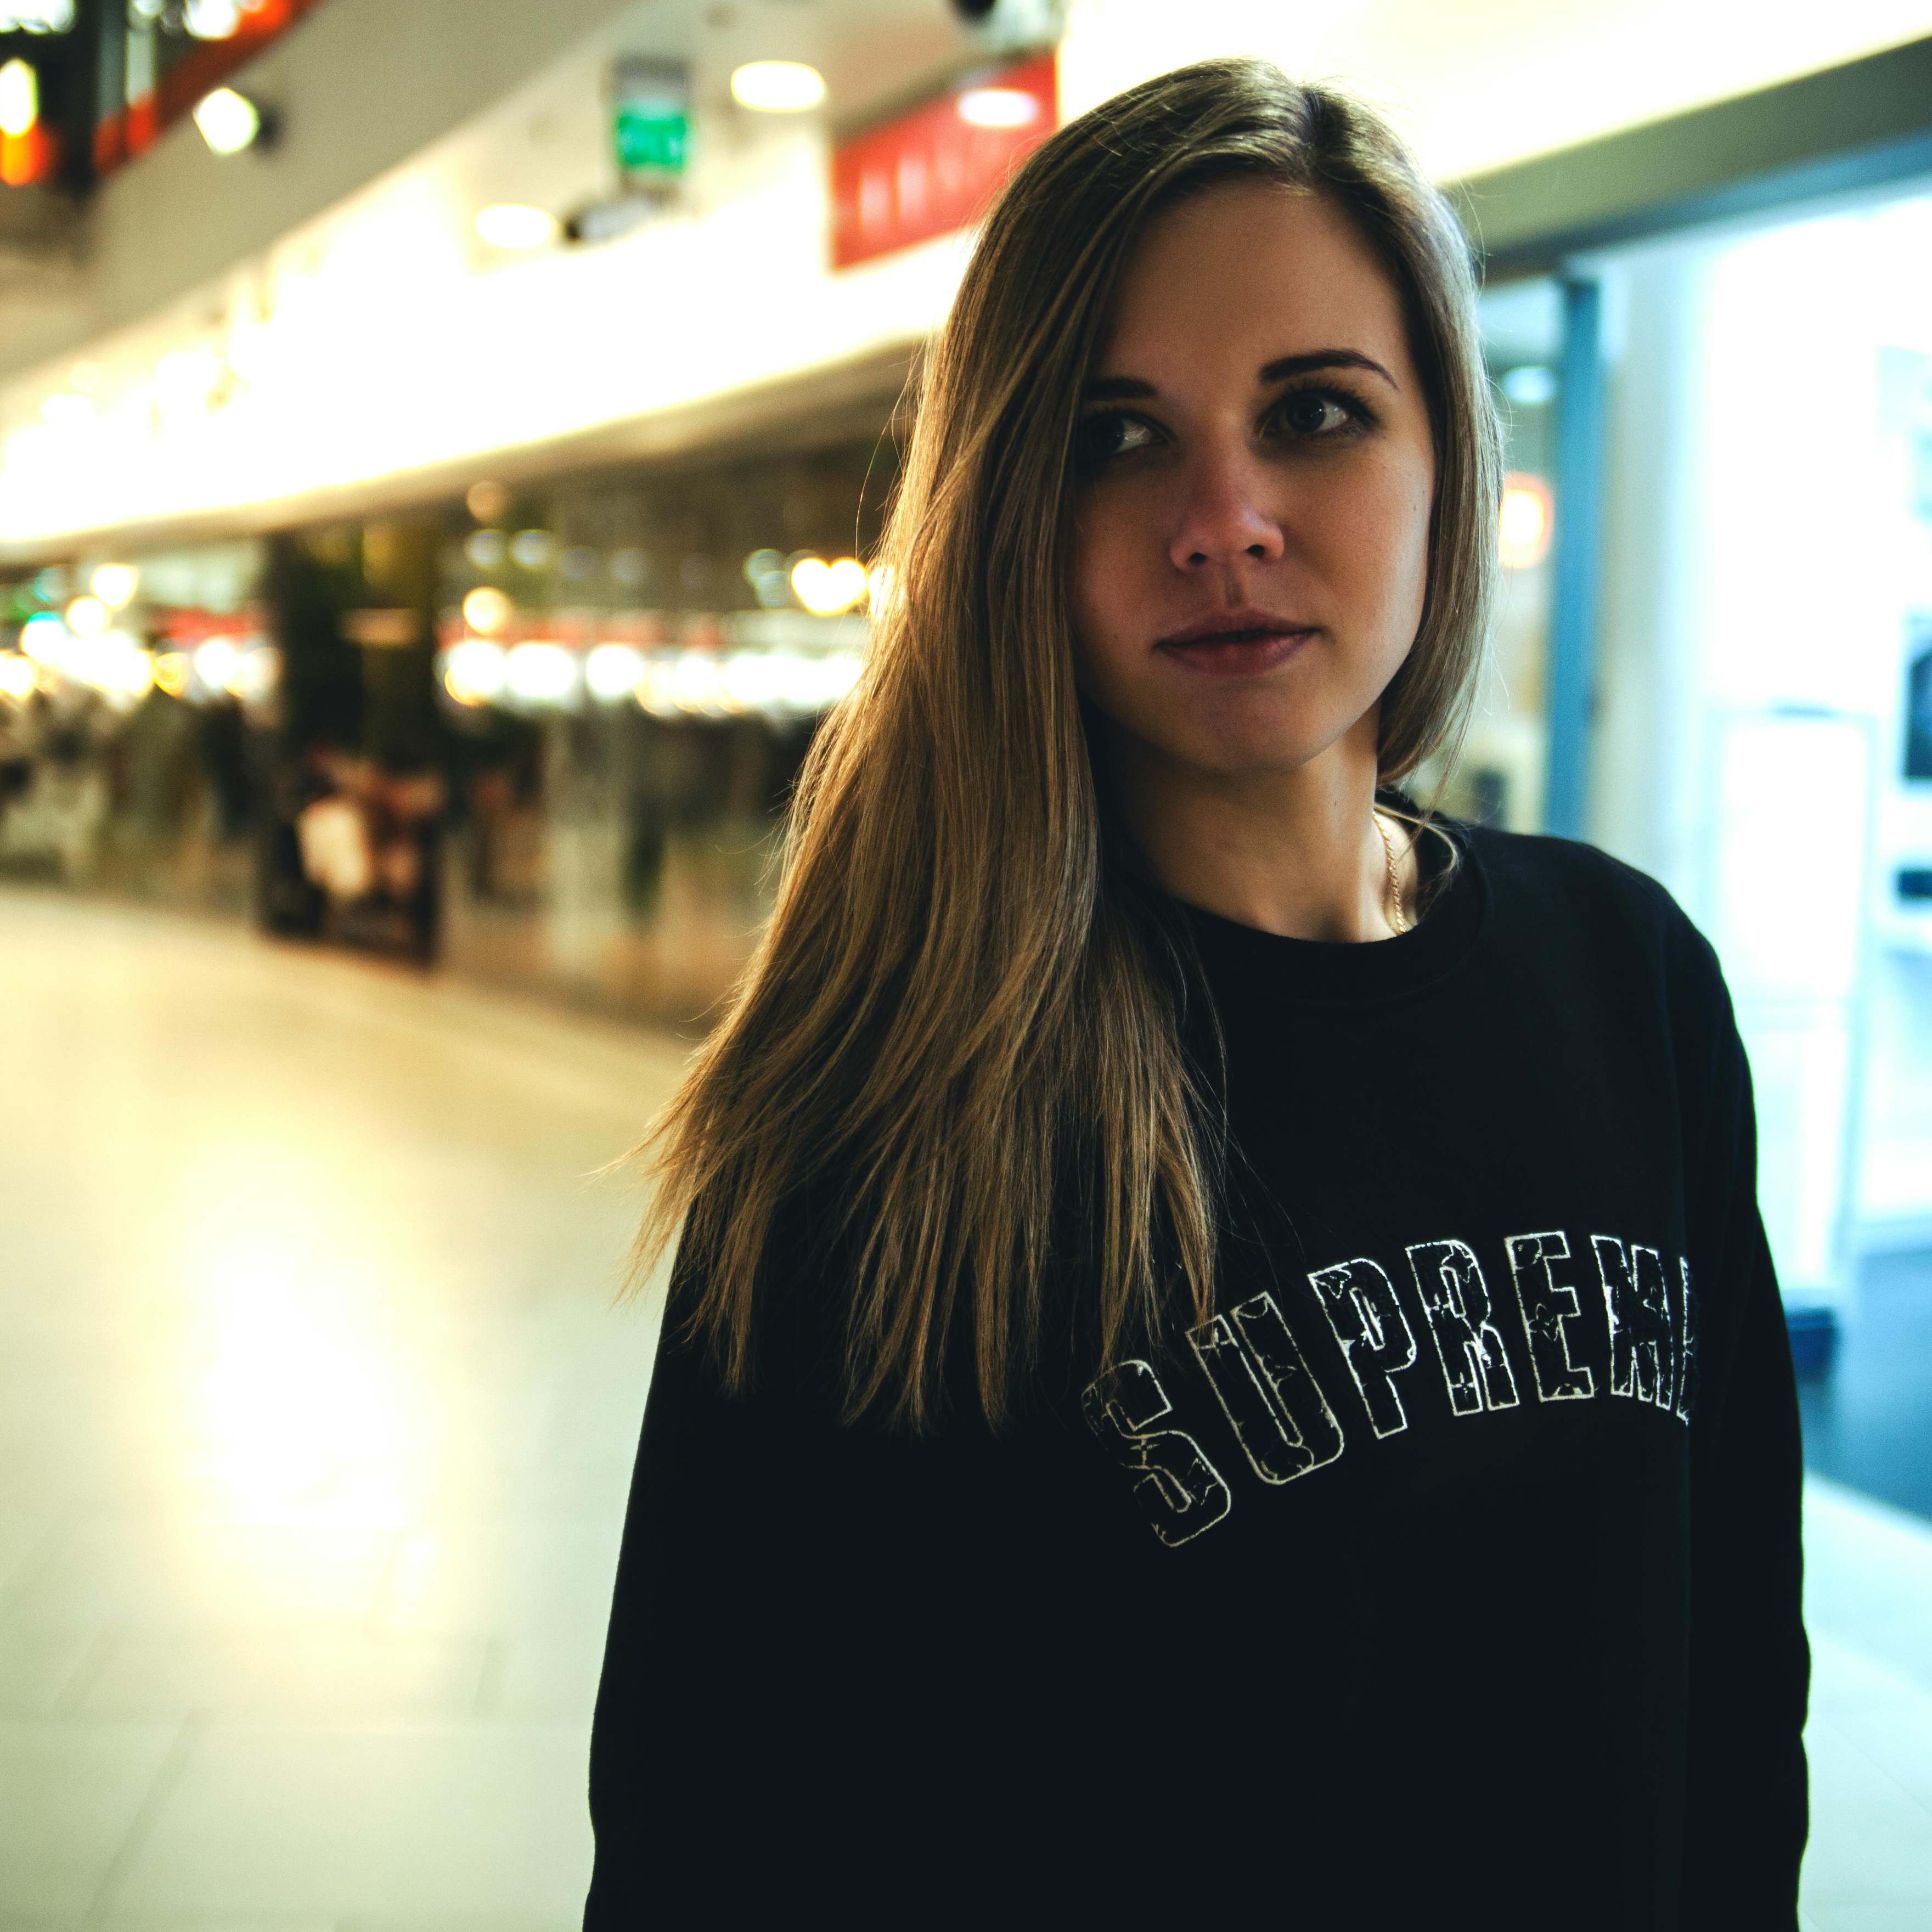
left=585, top=59, right=1807, bottom=1929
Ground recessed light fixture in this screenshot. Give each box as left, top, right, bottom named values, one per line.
left=475, top=203, right=559, bottom=250
left=956, top=86, right=1038, bottom=129
left=193, top=86, right=264, bottom=155
left=729, top=60, right=826, bottom=113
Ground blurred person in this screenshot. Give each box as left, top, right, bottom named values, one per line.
left=585, top=60, right=1807, bottom=1929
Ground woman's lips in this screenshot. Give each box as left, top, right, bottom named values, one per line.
left=1154, top=626, right=1315, bottom=677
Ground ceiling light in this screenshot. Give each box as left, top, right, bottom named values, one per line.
left=956, top=86, right=1039, bottom=129
left=0, top=58, right=37, bottom=138
left=729, top=61, right=826, bottom=113
left=475, top=204, right=557, bottom=250
left=0, top=2, right=75, bottom=31
left=193, top=87, right=262, bottom=155
left=184, top=0, right=241, bottom=37
left=91, top=564, right=138, bottom=608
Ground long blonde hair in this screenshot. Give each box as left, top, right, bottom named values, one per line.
left=627, top=59, right=1502, bottom=1429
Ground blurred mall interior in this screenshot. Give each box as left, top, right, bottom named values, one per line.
left=1, top=0, right=1931, bottom=1920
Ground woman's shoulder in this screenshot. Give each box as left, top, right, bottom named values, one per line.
left=1452, top=819, right=1730, bottom=1016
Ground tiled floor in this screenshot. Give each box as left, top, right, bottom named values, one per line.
left=0, top=890, right=677, bottom=1928
left=0, top=889, right=1926, bottom=1927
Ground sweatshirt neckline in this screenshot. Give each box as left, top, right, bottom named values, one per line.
left=1173, top=815, right=1488, bottom=1010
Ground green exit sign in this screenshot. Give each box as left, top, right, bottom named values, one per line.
left=612, top=57, right=689, bottom=179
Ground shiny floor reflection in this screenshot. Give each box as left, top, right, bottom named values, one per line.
left=0, top=889, right=1927, bottom=1926
left=0, top=889, right=681, bottom=1924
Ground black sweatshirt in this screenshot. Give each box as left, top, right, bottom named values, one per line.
left=584, top=823, right=1809, bottom=1930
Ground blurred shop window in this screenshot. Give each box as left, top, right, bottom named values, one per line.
left=1578, top=186, right=1932, bottom=1331
left=258, top=525, right=445, bottom=964
left=1424, top=277, right=1564, bottom=832
left=0, top=541, right=273, bottom=910
left=430, top=431, right=897, bottom=1025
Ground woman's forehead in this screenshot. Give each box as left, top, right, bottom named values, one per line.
left=1099, top=183, right=1409, bottom=380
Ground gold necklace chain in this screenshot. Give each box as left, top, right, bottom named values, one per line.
left=1374, top=810, right=1410, bottom=936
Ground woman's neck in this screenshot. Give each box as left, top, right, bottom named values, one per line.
left=1110, top=712, right=1407, bottom=942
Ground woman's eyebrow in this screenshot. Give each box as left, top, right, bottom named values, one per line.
left=1081, top=348, right=1398, bottom=404
left=1260, top=348, right=1398, bottom=388
left=1080, top=375, right=1157, bottom=403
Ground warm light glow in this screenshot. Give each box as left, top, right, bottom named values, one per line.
left=474, top=204, right=557, bottom=250
left=461, top=586, right=512, bottom=635
left=40, top=392, right=91, bottom=427
left=791, top=555, right=869, bottom=616
left=0, top=653, right=36, bottom=700
left=730, top=60, right=826, bottom=112
left=465, top=480, right=510, bottom=523
left=19, top=612, right=65, bottom=664
left=153, top=650, right=191, bottom=697
left=635, top=644, right=864, bottom=720
left=195, top=636, right=240, bottom=693
left=194, top=1253, right=407, bottom=1524
left=193, top=86, right=262, bottom=156
left=91, top=562, right=138, bottom=608
left=154, top=348, right=224, bottom=415
left=865, top=562, right=896, bottom=613
left=226, top=644, right=279, bottom=703
left=584, top=642, right=645, bottom=703
left=65, top=595, right=109, bottom=639
left=503, top=641, right=579, bottom=706
left=79, top=632, right=155, bottom=705
left=956, top=86, right=1040, bottom=129
left=442, top=639, right=507, bottom=706
left=1498, top=472, right=1554, bottom=571
left=184, top=0, right=241, bottom=37
left=0, top=59, right=37, bottom=139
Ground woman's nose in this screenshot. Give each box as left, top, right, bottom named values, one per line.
left=1167, top=448, right=1287, bottom=572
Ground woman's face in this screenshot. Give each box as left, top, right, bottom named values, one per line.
left=1069, top=181, right=1436, bottom=786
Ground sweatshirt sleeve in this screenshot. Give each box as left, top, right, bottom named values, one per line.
left=581, top=1269, right=861, bottom=1925
left=1675, top=937, right=1811, bottom=1925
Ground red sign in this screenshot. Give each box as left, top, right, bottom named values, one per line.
left=831, top=51, right=1057, bottom=271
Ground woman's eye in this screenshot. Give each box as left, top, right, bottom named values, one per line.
left=1077, top=413, right=1156, bottom=467
left=1274, top=391, right=1361, bottom=438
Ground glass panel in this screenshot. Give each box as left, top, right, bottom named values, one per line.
left=1437, top=275, right=1564, bottom=833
